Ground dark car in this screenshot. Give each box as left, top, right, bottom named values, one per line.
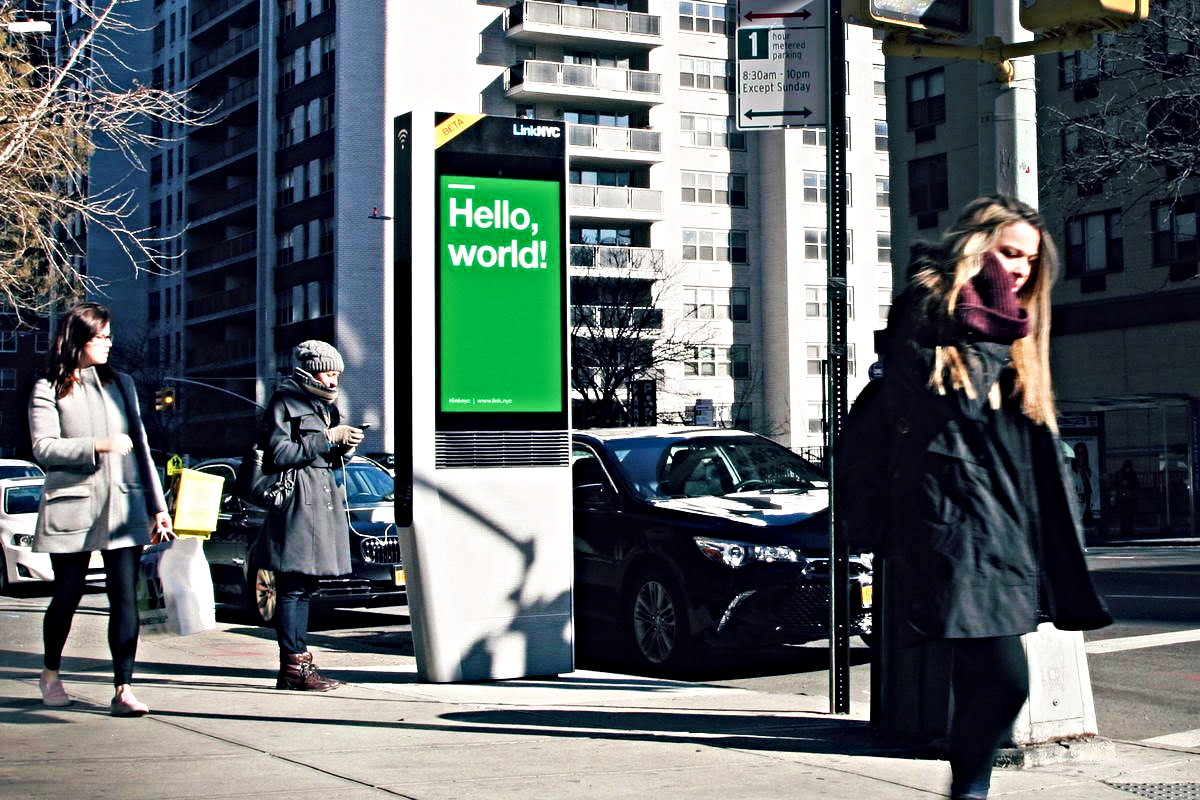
left=571, top=427, right=872, bottom=671
left=174, top=456, right=404, bottom=624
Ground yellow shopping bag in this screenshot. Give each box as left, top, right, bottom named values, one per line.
left=171, top=468, right=224, bottom=538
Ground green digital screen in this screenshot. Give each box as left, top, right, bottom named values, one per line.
left=438, top=175, right=563, bottom=413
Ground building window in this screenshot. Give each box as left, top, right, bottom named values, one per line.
left=1065, top=210, right=1123, bottom=276
left=0, top=368, right=15, bottom=390
left=684, top=345, right=749, bottom=378
left=802, top=170, right=826, bottom=203
left=278, top=112, right=297, bottom=149
left=150, top=156, right=162, bottom=185
left=318, top=279, right=334, bottom=317
left=804, top=286, right=855, bottom=319
left=878, top=287, right=892, bottom=320
left=807, top=400, right=824, bottom=434
left=908, top=154, right=949, bottom=217
left=319, top=95, right=335, bottom=132
left=804, top=228, right=826, bottom=261
left=320, top=33, right=335, bottom=72
left=876, top=176, right=890, bottom=208
left=277, top=171, right=296, bottom=207
left=684, top=287, right=747, bottom=320
left=875, top=119, right=888, bottom=151
left=0, top=331, right=15, bottom=352
left=277, top=230, right=296, bottom=265
left=679, top=56, right=730, bottom=90
left=148, top=291, right=161, bottom=322
left=679, top=1, right=730, bottom=35
left=319, top=217, right=335, bottom=254
left=801, top=127, right=826, bottom=147
left=681, top=171, right=746, bottom=206
left=682, top=229, right=747, bottom=263
left=1152, top=197, right=1198, bottom=267
left=877, top=231, right=891, bottom=264
left=280, top=51, right=297, bottom=91
left=319, top=156, right=335, bottom=193
left=280, top=0, right=297, bottom=32
left=907, top=68, right=946, bottom=130
left=34, top=331, right=49, bottom=352
left=806, top=343, right=856, bottom=377
left=1059, top=44, right=1108, bottom=88
left=680, top=113, right=745, bottom=149
left=873, top=64, right=886, bottom=96
left=275, top=288, right=294, bottom=326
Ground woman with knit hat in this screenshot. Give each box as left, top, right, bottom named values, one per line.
left=876, top=196, right=1110, bottom=799
left=258, top=340, right=364, bottom=690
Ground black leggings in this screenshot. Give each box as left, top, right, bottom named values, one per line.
left=44, top=546, right=143, bottom=687
left=948, top=635, right=1030, bottom=798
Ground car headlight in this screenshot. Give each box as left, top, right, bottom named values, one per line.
left=693, top=536, right=801, bottom=568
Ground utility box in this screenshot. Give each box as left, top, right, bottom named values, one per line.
left=395, top=111, right=573, bottom=682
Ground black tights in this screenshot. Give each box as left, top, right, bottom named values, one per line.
left=948, top=635, right=1030, bottom=798
left=44, top=546, right=143, bottom=687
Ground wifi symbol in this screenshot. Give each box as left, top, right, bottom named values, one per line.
left=397, top=129, right=409, bottom=150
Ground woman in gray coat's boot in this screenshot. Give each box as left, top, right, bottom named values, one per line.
left=259, top=340, right=363, bottom=690
left=29, top=303, right=176, bottom=716
left=879, top=196, right=1111, bottom=799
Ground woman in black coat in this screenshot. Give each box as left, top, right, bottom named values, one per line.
left=880, top=196, right=1110, bottom=799
left=260, top=340, right=364, bottom=691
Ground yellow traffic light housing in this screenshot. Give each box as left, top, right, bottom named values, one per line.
left=155, top=386, right=176, bottom=412
left=1020, top=0, right=1149, bottom=32
left=843, top=0, right=970, bottom=36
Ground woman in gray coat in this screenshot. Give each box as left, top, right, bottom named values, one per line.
left=29, top=303, right=175, bottom=716
left=259, top=340, right=363, bottom=690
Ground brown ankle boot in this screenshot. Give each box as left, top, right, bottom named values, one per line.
left=276, top=652, right=340, bottom=691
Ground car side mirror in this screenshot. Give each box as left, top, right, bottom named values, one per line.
left=574, top=482, right=613, bottom=509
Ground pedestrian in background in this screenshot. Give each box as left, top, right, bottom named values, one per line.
left=879, top=196, right=1111, bottom=799
left=258, top=340, right=363, bottom=691
left=28, top=302, right=175, bottom=716
left=1115, top=459, right=1139, bottom=537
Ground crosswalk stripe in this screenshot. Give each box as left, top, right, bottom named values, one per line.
left=1085, top=628, right=1200, bottom=654
left=1141, top=730, right=1200, bottom=748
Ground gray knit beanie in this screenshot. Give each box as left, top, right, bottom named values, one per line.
left=294, top=340, right=344, bottom=374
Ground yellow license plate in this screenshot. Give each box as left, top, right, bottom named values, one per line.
left=860, top=584, right=873, bottom=609
left=393, top=567, right=406, bottom=586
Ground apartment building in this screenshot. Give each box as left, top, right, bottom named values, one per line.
left=82, top=0, right=892, bottom=458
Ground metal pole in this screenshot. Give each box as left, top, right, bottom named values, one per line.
left=826, top=0, right=850, bottom=715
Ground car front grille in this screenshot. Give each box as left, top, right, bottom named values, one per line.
left=360, top=536, right=402, bottom=565
left=778, top=581, right=872, bottom=635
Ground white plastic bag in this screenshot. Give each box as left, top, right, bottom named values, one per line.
left=138, top=538, right=216, bottom=636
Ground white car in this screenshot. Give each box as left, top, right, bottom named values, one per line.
left=0, top=475, right=104, bottom=593
left=0, top=458, right=43, bottom=480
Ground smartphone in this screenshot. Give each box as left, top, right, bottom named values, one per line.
left=356, top=423, right=371, bottom=430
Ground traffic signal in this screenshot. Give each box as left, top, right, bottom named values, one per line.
left=155, top=386, right=176, bottom=412
left=1020, top=0, right=1149, bottom=32
left=843, top=0, right=971, bottom=36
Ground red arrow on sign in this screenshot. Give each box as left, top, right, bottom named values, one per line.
left=744, top=9, right=812, bottom=21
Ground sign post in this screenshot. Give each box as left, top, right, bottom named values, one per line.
left=736, top=0, right=827, bottom=130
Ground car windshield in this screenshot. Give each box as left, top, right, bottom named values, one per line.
left=4, top=484, right=42, bottom=515
left=344, top=462, right=395, bottom=505
left=603, top=436, right=827, bottom=501
left=0, top=465, right=42, bottom=479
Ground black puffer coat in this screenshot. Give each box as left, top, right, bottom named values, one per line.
left=880, top=287, right=1110, bottom=640
left=258, top=378, right=351, bottom=577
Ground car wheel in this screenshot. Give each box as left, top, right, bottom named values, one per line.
left=624, top=566, right=692, bottom=672
left=0, top=550, right=8, bottom=595
left=247, top=567, right=277, bottom=625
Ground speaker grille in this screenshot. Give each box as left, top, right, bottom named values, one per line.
left=435, top=430, right=570, bottom=469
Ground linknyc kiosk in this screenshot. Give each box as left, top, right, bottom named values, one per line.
left=394, top=112, right=573, bottom=682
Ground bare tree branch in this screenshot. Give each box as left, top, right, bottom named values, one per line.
left=0, top=0, right=212, bottom=320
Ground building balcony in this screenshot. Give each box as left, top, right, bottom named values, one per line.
left=186, top=285, right=256, bottom=321
left=187, top=231, right=257, bottom=273
left=189, top=180, right=257, bottom=222
left=504, top=1, right=661, bottom=51
left=190, top=24, right=259, bottom=80
left=571, top=304, right=663, bottom=330
left=189, top=128, right=256, bottom=175
left=187, top=337, right=256, bottom=368
left=505, top=60, right=662, bottom=108
left=191, top=0, right=257, bottom=37
left=570, top=244, right=663, bottom=276
left=568, top=124, right=662, bottom=165
left=568, top=184, right=664, bottom=221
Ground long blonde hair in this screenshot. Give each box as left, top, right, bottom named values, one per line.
left=912, top=195, right=1060, bottom=432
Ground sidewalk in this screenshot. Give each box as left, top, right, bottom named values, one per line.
left=1, top=597, right=1197, bottom=800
